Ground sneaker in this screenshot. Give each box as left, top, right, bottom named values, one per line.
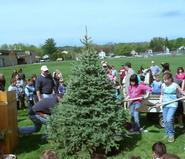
left=168, top=136, right=175, bottom=143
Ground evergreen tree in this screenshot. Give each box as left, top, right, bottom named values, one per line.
left=47, top=30, right=129, bottom=158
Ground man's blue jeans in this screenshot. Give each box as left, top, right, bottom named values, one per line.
left=19, top=114, right=49, bottom=135
left=162, top=106, right=177, bottom=137
left=130, top=103, right=141, bottom=131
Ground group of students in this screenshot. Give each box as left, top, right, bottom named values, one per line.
left=102, top=60, right=185, bottom=143
left=7, top=67, right=65, bottom=110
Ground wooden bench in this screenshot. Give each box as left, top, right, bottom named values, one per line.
left=0, top=91, right=18, bottom=154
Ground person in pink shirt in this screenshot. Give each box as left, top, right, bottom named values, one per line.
left=125, top=74, right=152, bottom=134
left=175, top=67, right=185, bottom=80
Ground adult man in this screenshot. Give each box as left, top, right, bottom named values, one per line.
left=19, top=94, right=60, bottom=136
left=150, top=61, right=161, bottom=76
left=36, top=65, right=54, bottom=101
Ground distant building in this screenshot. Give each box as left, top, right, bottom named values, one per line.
left=165, top=47, right=170, bottom=53
left=145, top=49, right=153, bottom=56
left=130, top=50, right=138, bottom=56
left=0, top=50, right=38, bottom=67
left=98, top=50, right=106, bottom=59
left=0, top=50, right=17, bottom=67
left=177, top=46, right=185, bottom=54
left=16, top=50, right=38, bottom=64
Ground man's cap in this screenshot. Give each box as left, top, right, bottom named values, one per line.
left=102, top=63, right=107, bottom=67
left=40, top=65, right=48, bottom=71
left=151, top=61, right=155, bottom=64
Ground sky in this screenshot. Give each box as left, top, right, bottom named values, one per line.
left=0, top=0, right=185, bottom=46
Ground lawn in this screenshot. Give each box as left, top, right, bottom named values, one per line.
left=1, top=55, right=185, bottom=158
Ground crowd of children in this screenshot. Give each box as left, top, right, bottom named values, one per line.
left=101, top=60, right=185, bottom=143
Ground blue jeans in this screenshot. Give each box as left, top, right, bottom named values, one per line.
left=130, top=103, right=141, bottom=131
left=19, top=114, right=49, bottom=135
left=162, top=106, right=177, bottom=137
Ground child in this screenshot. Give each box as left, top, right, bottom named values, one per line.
left=58, top=79, right=65, bottom=95
left=25, top=79, right=35, bottom=108
left=175, top=67, right=185, bottom=80
left=139, top=75, right=146, bottom=86
left=152, top=141, right=167, bottom=159
left=106, top=68, right=116, bottom=83
left=161, top=62, right=170, bottom=74
left=151, top=74, right=162, bottom=95
left=111, top=65, right=117, bottom=77
left=126, top=74, right=152, bottom=134
left=40, top=149, right=58, bottom=159
left=31, top=74, right=38, bottom=103
left=8, top=79, right=20, bottom=109
left=53, top=70, right=62, bottom=94
left=15, top=73, right=25, bottom=109
left=115, top=81, right=122, bottom=100
left=156, top=72, right=185, bottom=142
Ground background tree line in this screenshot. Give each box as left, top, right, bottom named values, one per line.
left=1, top=37, right=185, bottom=60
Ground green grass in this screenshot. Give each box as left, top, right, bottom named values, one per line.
left=1, top=55, right=185, bottom=159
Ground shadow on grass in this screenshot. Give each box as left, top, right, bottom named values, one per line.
left=140, top=113, right=162, bottom=129
left=108, top=113, right=162, bottom=157
left=175, top=127, right=185, bottom=139
left=107, top=133, right=142, bottom=157
left=14, top=134, right=48, bottom=155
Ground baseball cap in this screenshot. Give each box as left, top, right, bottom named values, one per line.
left=102, top=63, right=107, bottom=67
left=151, top=61, right=155, bottom=64
left=41, top=65, right=48, bottom=72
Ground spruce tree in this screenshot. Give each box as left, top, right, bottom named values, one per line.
left=47, top=30, right=129, bottom=158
